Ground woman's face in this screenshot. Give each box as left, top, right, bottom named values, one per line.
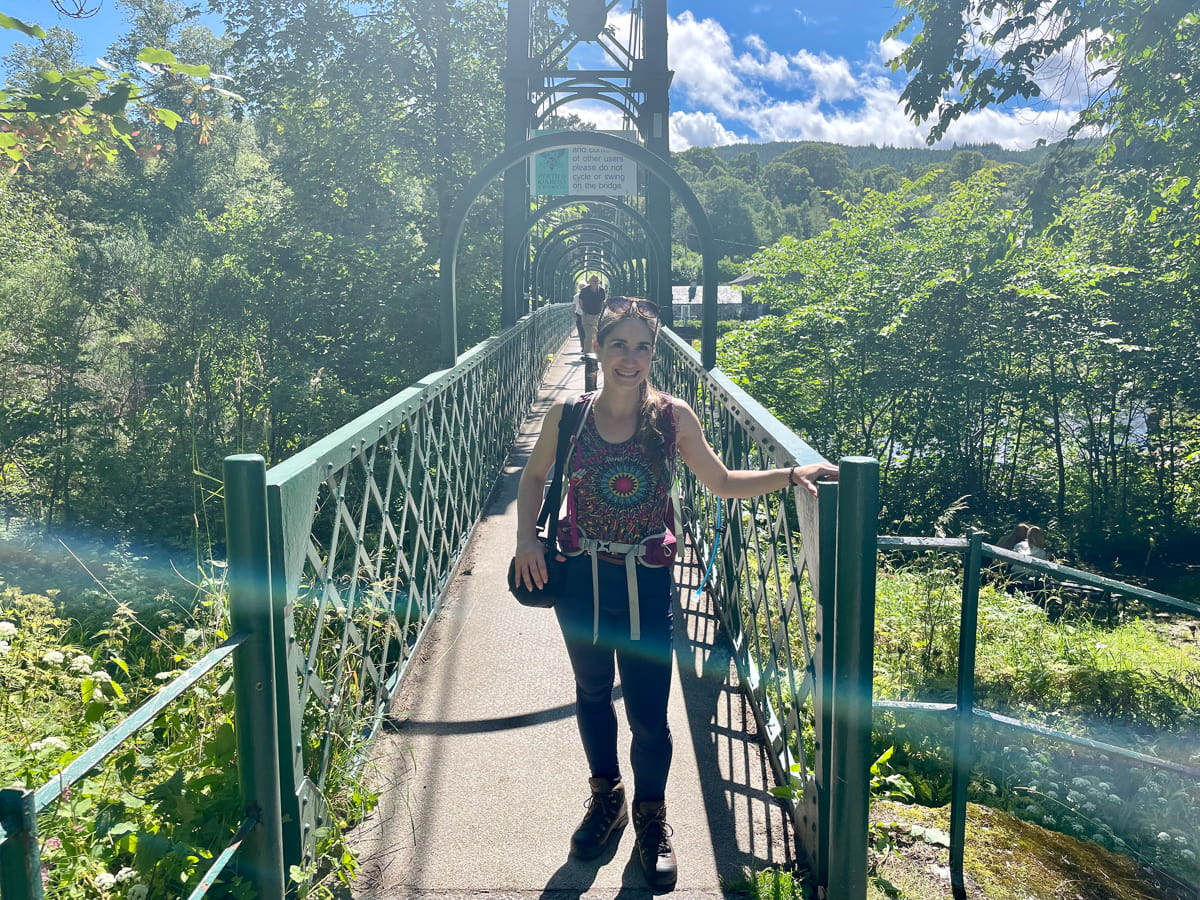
left=596, top=317, right=657, bottom=389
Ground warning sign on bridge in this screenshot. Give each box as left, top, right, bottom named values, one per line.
left=532, top=132, right=638, bottom=197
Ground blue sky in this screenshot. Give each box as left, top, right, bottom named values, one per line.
left=5, top=0, right=1091, bottom=150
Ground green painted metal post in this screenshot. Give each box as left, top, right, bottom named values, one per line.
left=0, top=788, right=44, bottom=900
left=805, top=478, right=839, bottom=887
left=223, top=455, right=286, bottom=899
left=827, top=456, right=878, bottom=900
left=949, top=531, right=984, bottom=899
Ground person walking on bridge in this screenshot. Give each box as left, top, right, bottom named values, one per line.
left=577, top=275, right=606, bottom=354
left=574, top=281, right=588, bottom=350
left=514, top=297, right=838, bottom=889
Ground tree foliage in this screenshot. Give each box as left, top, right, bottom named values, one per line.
left=0, top=10, right=237, bottom=168
left=0, top=0, right=509, bottom=550
left=888, top=0, right=1200, bottom=219
left=721, top=168, right=1200, bottom=567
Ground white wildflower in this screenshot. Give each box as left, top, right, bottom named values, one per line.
left=69, top=654, right=94, bottom=673
left=0, top=621, right=16, bottom=637
left=94, top=872, right=117, bottom=891
left=41, top=650, right=65, bottom=666
left=127, top=884, right=149, bottom=900
left=31, top=737, right=69, bottom=753
left=1157, top=832, right=1173, bottom=843
left=0, top=640, right=9, bottom=655
left=89, top=670, right=113, bottom=684
left=115, top=867, right=137, bottom=883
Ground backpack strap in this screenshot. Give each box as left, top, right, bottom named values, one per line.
left=536, top=397, right=580, bottom=546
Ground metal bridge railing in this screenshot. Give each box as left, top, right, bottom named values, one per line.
left=876, top=533, right=1200, bottom=900
left=241, top=303, right=574, bottom=874
left=0, top=306, right=574, bottom=900
left=652, top=328, right=878, bottom=892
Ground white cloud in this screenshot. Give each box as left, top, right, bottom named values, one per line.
left=789, top=48, right=858, bottom=102
left=736, top=35, right=796, bottom=83
left=664, top=10, right=1090, bottom=149
left=668, top=11, right=765, bottom=118
left=671, top=111, right=744, bottom=150
left=872, top=38, right=909, bottom=70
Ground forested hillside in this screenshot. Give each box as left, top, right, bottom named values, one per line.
left=710, top=138, right=1056, bottom=170
left=669, top=139, right=1097, bottom=280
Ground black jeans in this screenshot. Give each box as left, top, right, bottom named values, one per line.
left=554, top=554, right=674, bottom=804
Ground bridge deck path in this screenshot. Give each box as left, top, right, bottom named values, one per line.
left=350, top=338, right=795, bottom=899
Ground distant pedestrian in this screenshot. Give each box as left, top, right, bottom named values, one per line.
left=574, top=282, right=587, bottom=350
left=995, top=523, right=1029, bottom=551
left=513, top=296, right=839, bottom=888
left=1012, top=525, right=1049, bottom=577
left=577, top=275, right=605, bottom=354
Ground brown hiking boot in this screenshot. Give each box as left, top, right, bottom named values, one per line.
left=570, top=777, right=628, bottom=859
left=633, top=800, right=677, bottom=889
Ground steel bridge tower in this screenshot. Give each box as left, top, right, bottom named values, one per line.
left=501, top=0, right=674, bottom=327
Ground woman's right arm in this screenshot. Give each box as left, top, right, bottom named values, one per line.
left=514, top=401, right=565, bottom=590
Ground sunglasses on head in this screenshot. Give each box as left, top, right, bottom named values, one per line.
left=603, top=297, right=660, bottom=320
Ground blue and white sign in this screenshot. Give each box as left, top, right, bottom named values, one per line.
left=532, top=131, right=638, bottom=197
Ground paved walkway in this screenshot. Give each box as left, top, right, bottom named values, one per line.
left=350, top=339, right=794, bottom=899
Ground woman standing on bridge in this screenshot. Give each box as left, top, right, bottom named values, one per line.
left=514, top=297, right=838, bottom=889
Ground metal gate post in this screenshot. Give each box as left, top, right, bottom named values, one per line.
left=949, top=531, right=984, bottom=899
left=827, top=457, right=879, bottom=900
left=224, top=455, right=286, bottom=899
left=0, top=787, right=43, bottom=900
left=798, top=477, right=839, bottom=886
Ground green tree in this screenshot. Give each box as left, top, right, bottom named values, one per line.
left=761, top=159, right=813, bottom=209
left=889, top=0, right=1200, bottom=221
left=772, top=142, right=852, bottom=193
left=0, top=11, right=235, bottom=168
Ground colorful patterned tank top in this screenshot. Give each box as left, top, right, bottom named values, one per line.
left=558, top=393, right=677, bottom=567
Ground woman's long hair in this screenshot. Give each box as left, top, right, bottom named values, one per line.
left=597, top=299, right=670, bottom=481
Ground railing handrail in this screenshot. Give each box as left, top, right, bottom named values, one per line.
left=251, top=305, right=575, bottom=874
left=652, top=328, right=878, bottom=891
left=878, top=534, right=1200, bottom=616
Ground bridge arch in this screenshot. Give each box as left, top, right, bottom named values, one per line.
left=530, top=219, right=649, bottom=300
left=516, top=197, right=668, bottom=306
left=532, top=79, right=641, bottom=128
left=440, top=131, right=720, bottom=369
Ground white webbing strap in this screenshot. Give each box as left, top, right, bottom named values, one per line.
left=577, top=538, right=654, bottom=644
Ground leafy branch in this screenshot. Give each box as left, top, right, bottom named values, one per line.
left=0, top=16, right=242, bottom=169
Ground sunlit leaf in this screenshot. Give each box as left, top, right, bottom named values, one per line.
left=0, top=13, right=45, bottom=38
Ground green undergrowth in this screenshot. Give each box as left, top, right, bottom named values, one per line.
left=871, top=555, right=1200, bottom=891
left=0, top=553, right=373, bottom=899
